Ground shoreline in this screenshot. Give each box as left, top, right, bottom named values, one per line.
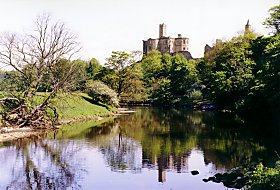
left=0, top=107, right=135, bottom=143
left=0, top=115, right=110, bottom=143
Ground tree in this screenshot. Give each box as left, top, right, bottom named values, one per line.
left=206, top=33, right=257, bottom=110
left=141, top=51, right=200, bottom=105
left=248, top=34, right=280, bottom=113
left=141, top=50, right=163, bottom=88
left=86, top=58, right=102, bottom=80
left=242, top=5, right=280, bottom=113
left=119, top=63, right=147, bottom=103
left=0, top=14, right=80, bottom=128
left=264, top=4, right=280, bottom=34
left=86, top=80, right=119, bottom=107
left=103, top=51, right=143, bottom=98
left=168, top=54, right=199, bottom=105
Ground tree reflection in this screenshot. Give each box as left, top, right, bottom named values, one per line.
left=2, top=135, right=85, bottom=189
left=2, top=108, right=274, bottom=187
left=83, top=121, right=142, bottom=173
left=49, top=107, right=273, bottom=184
left=88, top=108, right=271, bottom=178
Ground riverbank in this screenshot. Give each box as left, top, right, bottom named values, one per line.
left=0, top=93, right=116, bottom=142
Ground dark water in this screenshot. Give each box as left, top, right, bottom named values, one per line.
left=1, top=107, right=280, bottom=190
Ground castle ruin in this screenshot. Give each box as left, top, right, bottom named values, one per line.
left=204, top=20, right=252, bottom=56
left=143, top=24, right=192, bottom=59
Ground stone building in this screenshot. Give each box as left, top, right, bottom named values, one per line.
left=143, top=24, right=192, bottom=59
left=245, top=19, right=252, bottom=33
left=204, top=20, right=252, bottom=56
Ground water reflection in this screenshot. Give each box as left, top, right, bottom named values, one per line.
left=0, top=136, right=86, bottom=189
left=0, top=107, right=279, bottom=189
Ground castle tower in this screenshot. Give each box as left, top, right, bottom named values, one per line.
left=159, top=23, right=167, bottom=38
left=245, top=19, right=251, bottom=33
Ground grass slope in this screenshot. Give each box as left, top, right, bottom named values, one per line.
left=0, top=92, right=113, bottom=127
left=53, top=93, right=112, bottom=120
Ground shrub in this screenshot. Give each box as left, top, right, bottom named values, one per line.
left=188, top=90, right=203, bottom=101
left=86, top=80, right=119, bottom=107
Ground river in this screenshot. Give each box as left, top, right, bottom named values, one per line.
left=0, top=107, right=279, bottom=189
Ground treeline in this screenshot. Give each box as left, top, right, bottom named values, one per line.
left=3, top=24, right=279, bottom=114
left=1, top=5, right=279, bottom=115
left=86, top=4, right=280, bottom=115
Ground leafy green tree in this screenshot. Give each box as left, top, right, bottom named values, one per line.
left=245, top=5, right=280, bottom=113
left=94, top=66, right=118, bottom=91
left=168, top=54, right=199, bottom=105
left=141, top=51, right=200, bottom=105
left=248, top=34, right=280, bottom=112
left=86, top=58, right=102, bottom=80
left=104, top=51, right=139, bottom=96
left=206, top=33, right=257, bottom=110
left=264, top=4, right=280, bottom=34
left=141, top=50, right=163, bottom=88
left=95, top=51, right=146, bottom=103
left=119, top=63, right=147, bottom=103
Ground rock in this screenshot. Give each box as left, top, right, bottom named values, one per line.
left=191, top=170, right=199, bottom=175
left=212, top=177, right=221, bottom=183
left=202, top=178, right=209, bottom=182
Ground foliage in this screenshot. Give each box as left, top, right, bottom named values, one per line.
left=245, top=34, right=280, bottom=113
left=188, top=90, right=203, bottom=101
left=119, top=63, right=147, bottom=103
left=207, top=160, right=280, bottom=190
left=198, top=5, right=280, bottom=113
left=0, top=14, right=80, bottom=128
left=205, top=33, right=257, bottom=110
left=95, top=51, right=147, bottom=103
left=86, top=80, right=119, bottom=107
left=105, top=51, right=138, bottom=71
left=104, top=51, right=142, bottom=96
left=264, top=4, right=280, bottom=34
left=247, top=162, right=280, bottom=190
left=37, top=59, right=87, bottom=92
left=141, top=51, right=200, bottom=105
left=86, top=58, right=102, bottom=80
left=71, top=59, right=89, bottom=91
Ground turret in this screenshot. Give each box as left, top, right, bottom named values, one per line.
left=159, top=23, right=167, bottom=38
left=245, top=19, right=251, bottom=33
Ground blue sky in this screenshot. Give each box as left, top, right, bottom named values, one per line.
left=0, top=0, right=278, bottom=63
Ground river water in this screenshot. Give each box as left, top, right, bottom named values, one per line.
left=0, top=107, right=279, bottom=189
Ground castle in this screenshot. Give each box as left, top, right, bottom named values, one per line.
left=143, top=24, right=192, bottom=59
left=204, top=20, right=252, bottom=56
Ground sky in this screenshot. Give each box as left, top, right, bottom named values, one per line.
left=0, top=0, right=278, bottom=64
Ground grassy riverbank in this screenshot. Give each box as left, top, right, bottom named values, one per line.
left=0, top=92, right=116, bottom=142
left=54, top=92, right=113, bottom=121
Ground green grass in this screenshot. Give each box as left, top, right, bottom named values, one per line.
left=0, top=92, right=113, bottom=121
left=52, top=93, right=112, bottom=120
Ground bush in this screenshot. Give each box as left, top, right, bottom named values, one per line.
left=86, top=80, right=119, bottom=107
left=188, top=90, right=203, bottom=101
left=248, top=162, right=280, bottom=190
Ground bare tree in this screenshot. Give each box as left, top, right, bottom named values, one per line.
left=0, top=14, right=81, bottom=128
